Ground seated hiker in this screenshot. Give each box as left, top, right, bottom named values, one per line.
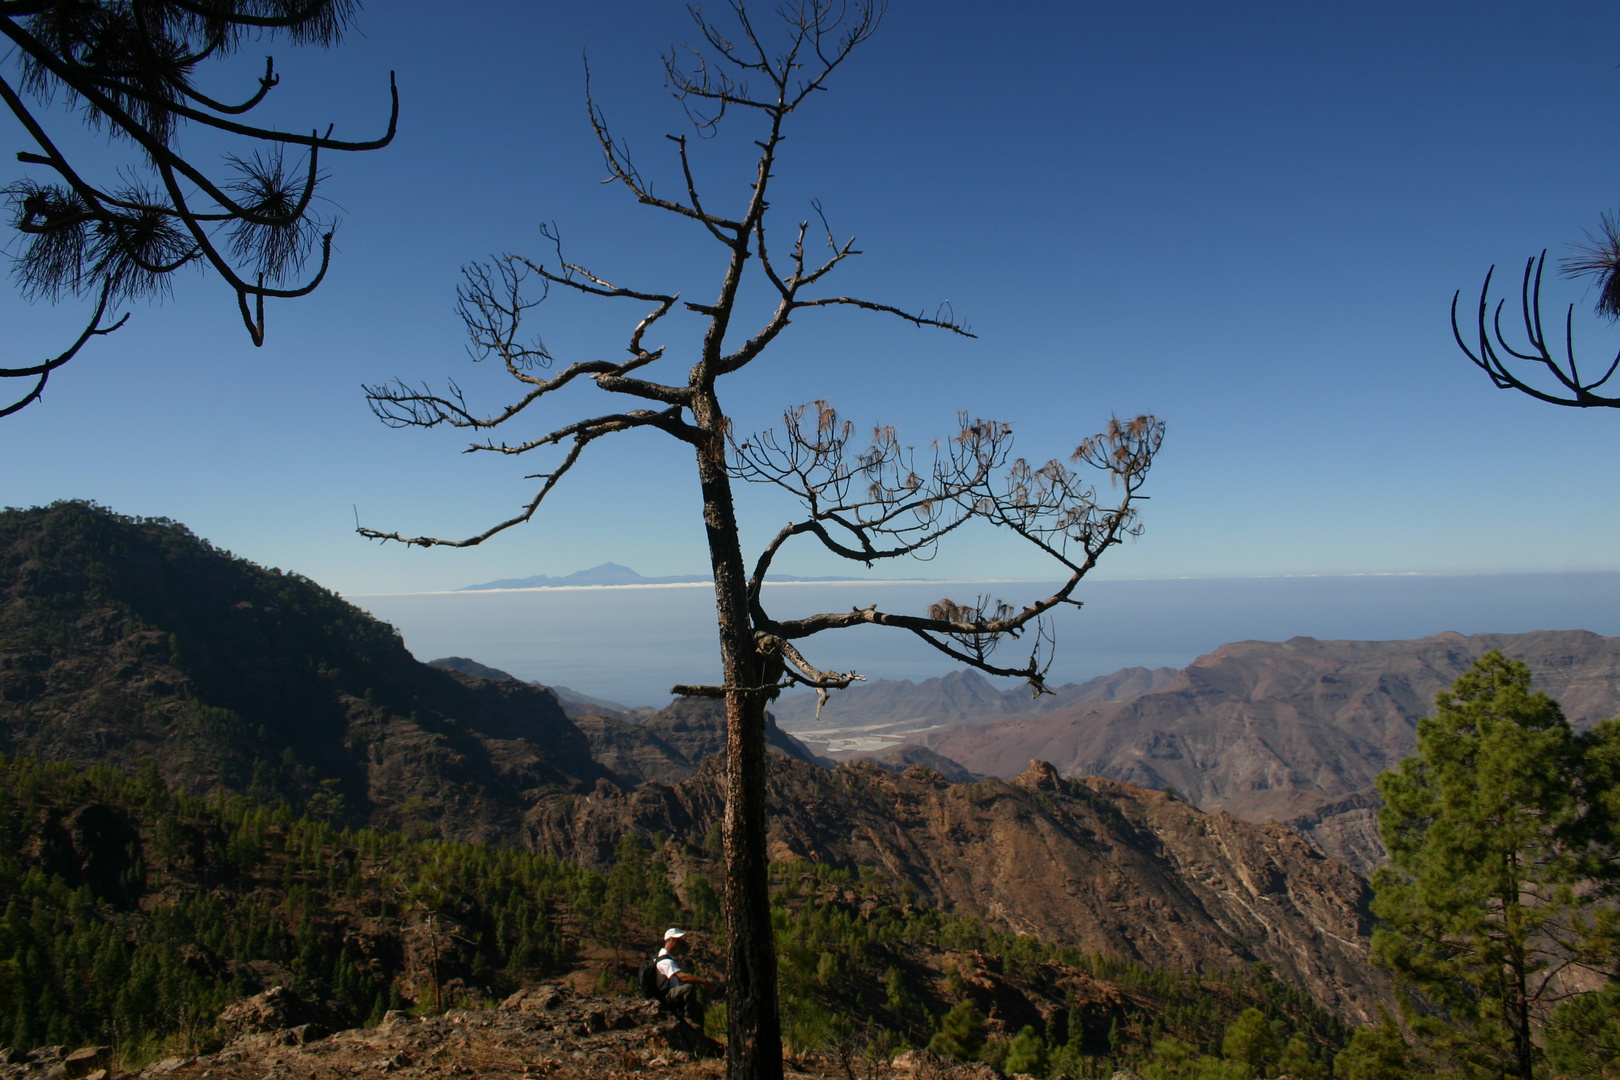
left=654, top=927, right=712, bottom=1025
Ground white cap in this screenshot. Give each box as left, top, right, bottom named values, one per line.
left=664, top=927, right=686, bottom=939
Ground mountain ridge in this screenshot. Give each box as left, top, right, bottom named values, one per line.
left=0, top=503, right=831, bottom=839
left=923, top=630, right=1620, bottom=872
left=772, top=666, right=1179, bottom=756
left=0, top=502, right=619, bottom=841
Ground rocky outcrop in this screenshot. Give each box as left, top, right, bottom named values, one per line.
left=526, top=756, right=1385, bottom=1022
left=570, top=715, right=697, bottom=786
left=638, top=697, right=826, bottom=769
left=25, top=985, right=1084, bottom=1080
left=215, top=987, right=351, bottom=1045
left=1282, top=790, right=1387, bottom=875
left=129, top=989, right=715, bottom=1080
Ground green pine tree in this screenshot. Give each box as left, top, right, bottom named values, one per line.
left=1221, top=1007, right=1282, bottom=1079
left=1372, top=652, right=1586, bottom=1080
left=929, top=1000, right=987, bottom=1061
left=1545, top=982, right=1620, bottom=1079
left=1331, top=1015, right=1409, bottom=1080
left=1278, top=1033, right=1329, bottom=1080
left=1004, top=1025, right=1049, bottom=1077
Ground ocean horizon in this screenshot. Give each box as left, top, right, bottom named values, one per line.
left=346, top=571, right=1620, bottom=708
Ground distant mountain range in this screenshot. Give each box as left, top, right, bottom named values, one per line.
left=803, top=632, right=1620, bottom=874
left=458, top=561, right=909, bottom=591
left=772, top=666, right=1179, bottom=753
left=434, top=630, right=1620, bottom=876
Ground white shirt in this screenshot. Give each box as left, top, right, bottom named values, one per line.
left=655, top=947, right=682, bottom=989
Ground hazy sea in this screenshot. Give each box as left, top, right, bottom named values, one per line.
left=347, top=572, right=1620, bottom=708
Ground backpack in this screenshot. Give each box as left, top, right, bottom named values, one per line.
left=637, top=957, right=662, bottom=999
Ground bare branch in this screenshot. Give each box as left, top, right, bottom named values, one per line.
left=588, top=65, right=743, bottom=230
left=1453, top=252, right=1620, bottom=408
left=791, top=294, right=975, bottom=337
left=177, top=54, right=279, bottom=115
left=0, top=280, right=126, bottom=415
left=741, top=411, right=1165, bottom=691
left=357, top=407, right=692, bottom=549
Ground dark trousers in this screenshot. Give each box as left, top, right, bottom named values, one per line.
left=663, top=980, right=706, bottom=1027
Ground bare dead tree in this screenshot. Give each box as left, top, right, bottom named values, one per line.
left=1453, top=220, right=1620, bottom=408
left=360, top=4, right=1163, bottom=1079
left=0, top=0, right=398, bottom=417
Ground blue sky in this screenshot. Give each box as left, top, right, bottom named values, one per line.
left=3, top=0, right=1619, bottom=599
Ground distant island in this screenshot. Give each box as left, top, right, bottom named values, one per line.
left=458, top=561, right=927, bottom=591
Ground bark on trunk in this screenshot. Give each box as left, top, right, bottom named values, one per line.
left=696, top=423, right=783, bottom=1080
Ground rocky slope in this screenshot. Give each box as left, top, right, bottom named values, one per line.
left=0, top=751, right=1357, bottom=1064
left=0, top=502, right=608, bottom=841
left=862, top=744, right=984, bottom=782
left=569, top=701, right=823, bottom=789
left=923, top=631, right=1620, bottom=873
left=526, top=756, right=1383, bottom=1024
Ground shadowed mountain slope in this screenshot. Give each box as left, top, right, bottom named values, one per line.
left=0, top=502, right=608, bottom=840
left=428, top=655, right=518, bottom=682
left=924, top=631, right=1620, bottom=872
left=573, top=696, right=829, bottom=787
left=427, top=657, right=650, bottom=723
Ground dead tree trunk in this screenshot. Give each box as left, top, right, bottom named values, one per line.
left=699, top=410, right=784, bottom=1078
left=359, top=9, right=1166, bottom=1080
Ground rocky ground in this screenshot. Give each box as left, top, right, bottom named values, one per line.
left=0, top=986, right=1004, bottom=1080
left=528, top=759, right=1385, bottom=1023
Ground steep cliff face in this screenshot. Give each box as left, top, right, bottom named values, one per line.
left=925, top=631, right=1620, bottom=873
left=525, top=756, right=1384, bottom=1023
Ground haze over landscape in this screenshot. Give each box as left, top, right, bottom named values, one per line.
left=355, top=570, right=1620, bottom=707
